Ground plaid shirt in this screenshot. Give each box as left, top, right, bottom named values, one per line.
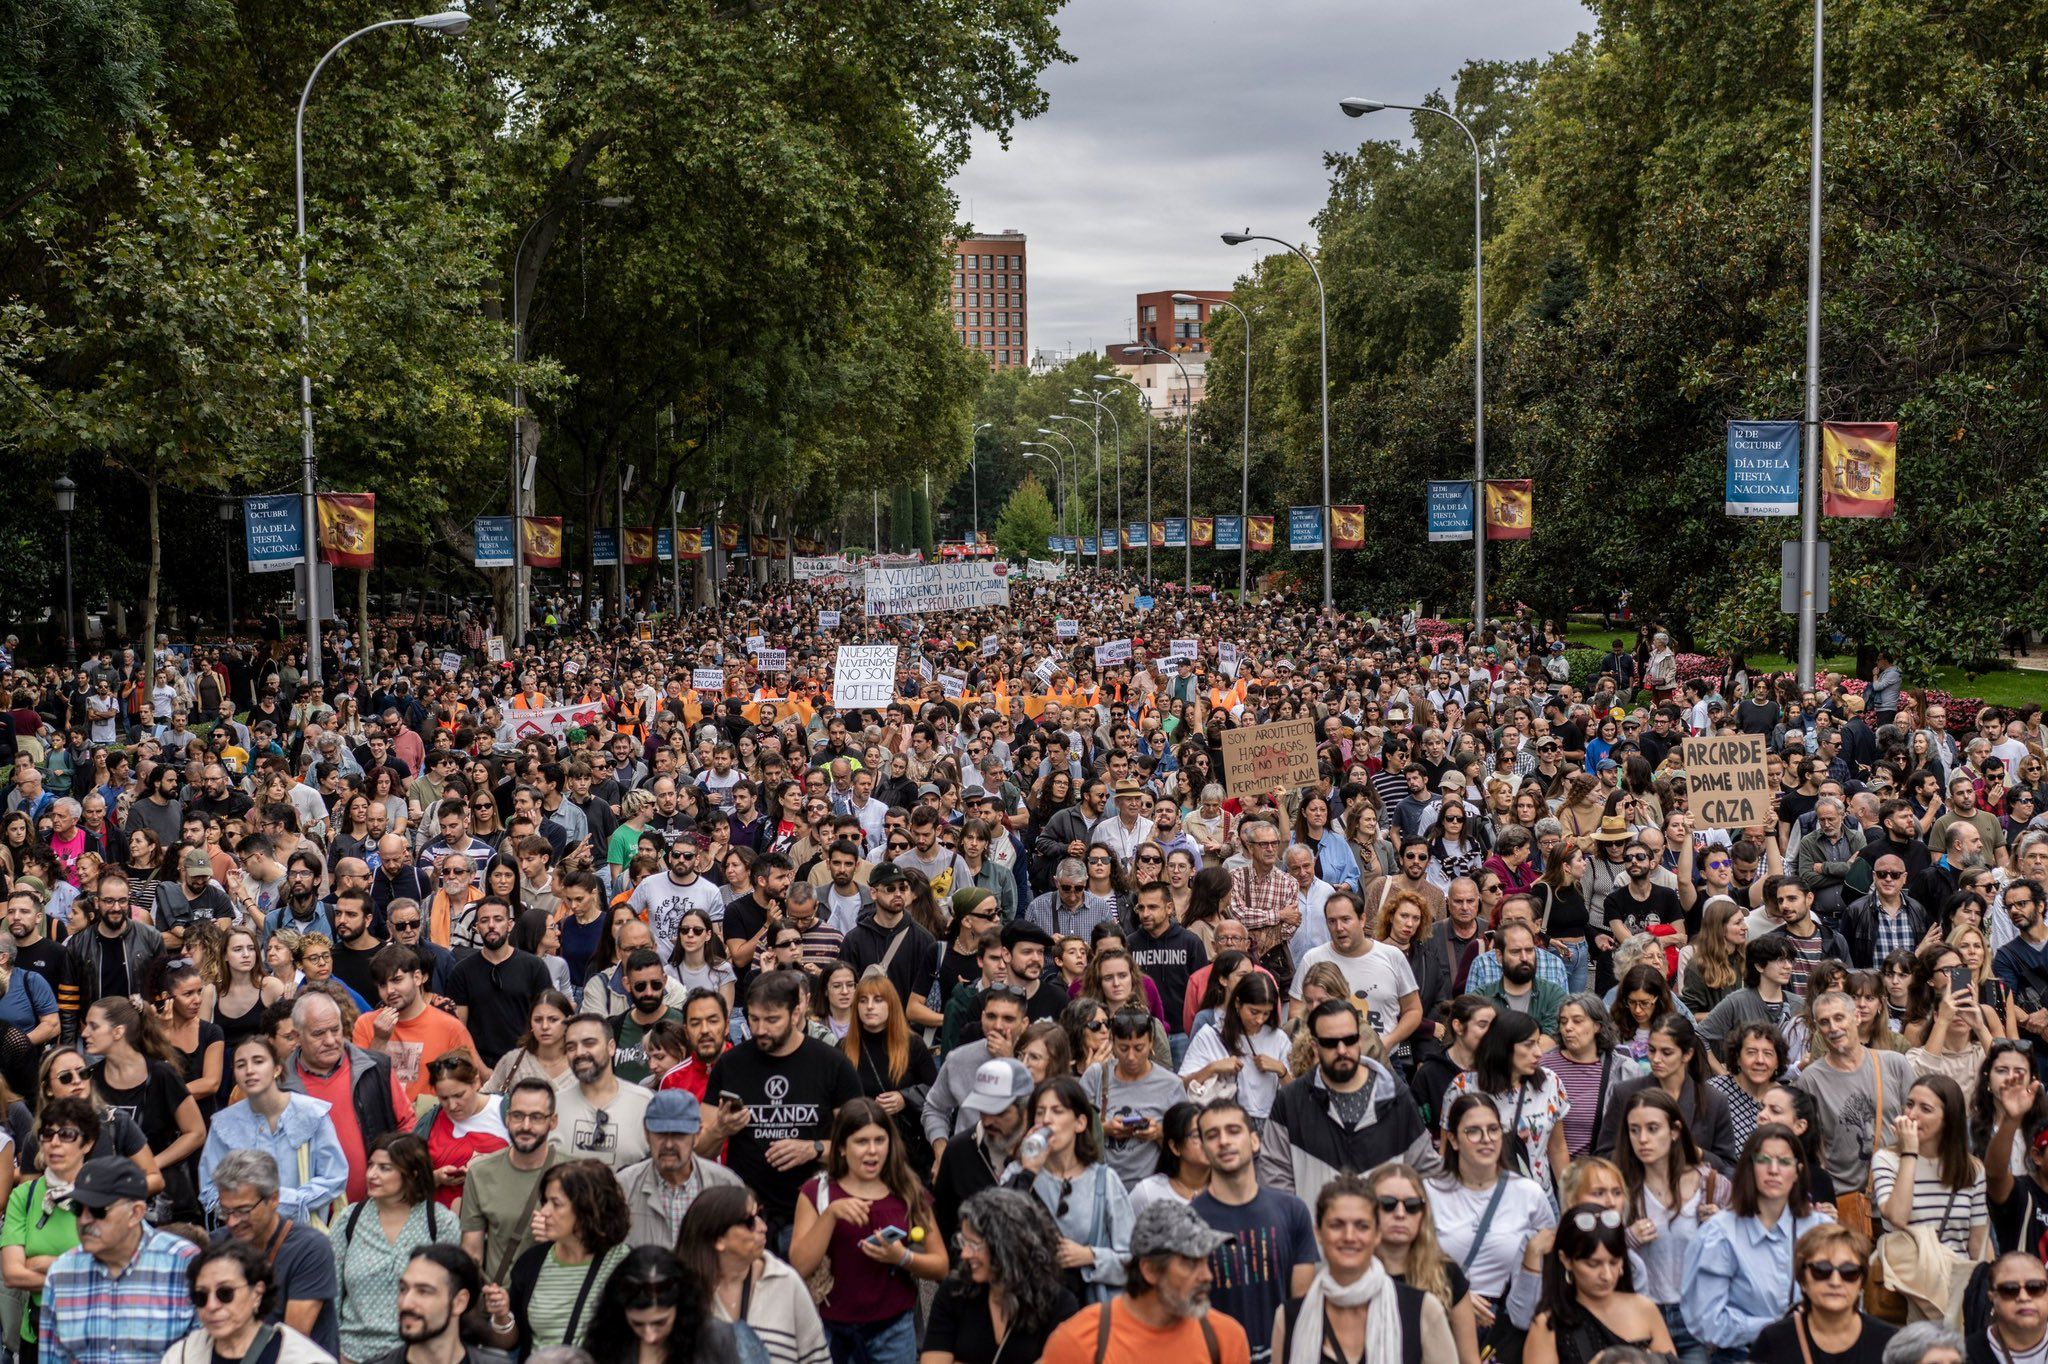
left=41, top=1227, right=198, bottom=1364
left=1872, top=898, right=1919, bottom=959
left=1229, top=863, right=1299, bottom=957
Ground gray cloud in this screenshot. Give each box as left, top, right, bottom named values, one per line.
left=950, top=0, right=1592, bottom=357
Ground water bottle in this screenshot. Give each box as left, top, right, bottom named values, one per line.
left=1019, top=1126, right=1050, bottom=1164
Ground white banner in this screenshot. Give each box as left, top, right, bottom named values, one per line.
left=1032, top=657, right=1058, bottom=688
left=1055, top=619, right=1079, bottom=639
left=755, top=649, right=788, bottom=673
left=692, top=668, right=725, bottom=692
left=1027, top=558, right=1067, bottom=580
left=980, top=634, right=1000, bottom=658
left=818, top=610, right=841, bottom=630
left=1220, top=642, right=1240, bottom=679
left=833, top=645, right=899, bottom=709
left=745, top=635, right=765, bottom=653
left=863, top=562, right=1011, bottom=618
left=1170, top=638, right=1199, bottom=661
left=485, top=637, right=506, bottom=665
left=1094, top=639, right=1132, bottom=667
left=939, top=673, right=966, bottom=699
left=438, top=651, right=462, bottom=676
left=795, top=555, right=858, bottom=580
left=496, top=701, right=608, bottom=745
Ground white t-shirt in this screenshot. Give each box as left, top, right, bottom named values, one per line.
left=1290, top=940, right=1419, bottom=1043
left=1427, top=1173, right=1557, bottom=1297
left=825, top=884, right=866, bottom=935
left=1178, top=1021, right=1292, bottom=1119
left=696, top=767, right=743, bottom=811
left=630, top=871, right=726, bottom=961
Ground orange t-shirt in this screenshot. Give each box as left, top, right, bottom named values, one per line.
left=352, top=1005, right=478, bottom=1104
left=1041, top=1299, right=1251, bottom=1364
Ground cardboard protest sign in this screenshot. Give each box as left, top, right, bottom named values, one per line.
left=1683, top=735, right=1774, bottom=829
left=1220, top=717, right=1320, bottom=793
left=692, top=668, right=725, bottom=692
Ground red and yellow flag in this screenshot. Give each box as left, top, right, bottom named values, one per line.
left=624, top=527, right=655, bottom=566
left=1821, top=421, right=1897, bottom=518
left=1247, top=515, right=1275, bottom=551
left=677, top=527, right=703, bottom=560
left=718, top=522, right=741, bottom=552
left=1484, top=480, right=1533, bottom=540
left=1149, top=522, right=1166, bottom=548
left=316, top=494, right=376, bottom=569
left=1331, top=505, right=1365, bottom=550
left=1192, top=516, right=1214, bottom=548
left=521, top=517, right=563, bottom=568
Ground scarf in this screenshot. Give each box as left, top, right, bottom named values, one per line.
left=1287, top=1261, right=1401, bottom=1364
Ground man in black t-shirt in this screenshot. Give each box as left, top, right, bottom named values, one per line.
left=1603, top=839, right=1685, bottom=939
left=1126, top=882, right=1207, bottom=1044
left=7, top=887, right=73, bottom=1040
left=721, top=850, right=794, bottom=984
left=695, top=972, right=861, bottom=1245
left=327, top=889, right=384, bottom=1005
left=842, top=863, right=940, bottom=1029
left=445, top=897, right=552, bottom=1067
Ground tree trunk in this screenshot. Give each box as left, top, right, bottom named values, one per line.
left=141, top=477, right=160, bottom=684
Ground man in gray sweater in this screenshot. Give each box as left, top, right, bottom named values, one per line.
left=921, top=984, right=1030, bottom=1174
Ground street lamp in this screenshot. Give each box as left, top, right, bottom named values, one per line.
left=1341, top=97, right=1486, bottom=631
left=1174, top=294, right=1253, bottom=599
left=1069, top=393, right=1123, bottom=573
left=296, top=10, right=471, bottom=683
left=1223, top=229, right=1331, bottom=609
left=1048, top=415, right=1098, bottom=565
left=970, top=422, right=990, bottom=539
left=1126, top=345, right=1195, bottom=592
left=219, top=499, right=238, bottom=640
left=1095, top=372, right=1154, bottom=578
left=1034, top=426, right=1083, bottom=554
left=510, top=193, right=632, bottom=650
left=1022, top=451, right=1065, bottom=549
left=53, top=476, right=76, bottom=665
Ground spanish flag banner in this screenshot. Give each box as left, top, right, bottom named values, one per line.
left=1821, top=421, right=1898, bottom=518
left=1484, top=480, right=1533, bottom=540
left=759, top=537, right=786, bottom=559
left=1149, top=522, right=1166, bottom=548
left=1192, top=516, right=1215, bottom=548
left=624, top=527, right=655, bottom=566
left=1247, top=515, right=1276, bottom=551
left=718, top=522, right=741, bottom=553
left=316, top=494, right=376, bottom=569
left=521, top=517, right=563, bottom=568
left=1331, top=506, right=1366, bottom=551
left=678, top=527, right=703, bottom=560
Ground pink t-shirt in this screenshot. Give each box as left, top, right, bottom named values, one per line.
left=49, top=828, right=85, bottom=885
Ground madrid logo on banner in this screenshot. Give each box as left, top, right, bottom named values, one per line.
left=1247, top=515, right=1275, bottom=551
left=1214, top=515, right=1244, bottom=550
left=1821, top=421, right=1897, bottom=518
left=1331, top=507, right=1364, bottom=551
left=1192, top=516, right=1215, bottom=548
left=1725, top=421, right=1801, bottom=517
left=243, top=495, right=305, bottom=573
left=1287, top=506, right=1324, bottom=552
left=521, top=517, right=563, bottom=568
left=1427, top=481, right=1475, bottom=542
left=316, top=493, right=376, bottom=569
left=1484, top=480, right=1533, bottom=540
left=473, top=517, right=517, bottom=569
left=1163, top=518, right=1189, bottom=549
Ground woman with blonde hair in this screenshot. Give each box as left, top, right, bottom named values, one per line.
left=1677, top=896, right=1746, bottom=1016
left=1947, top=921, right=2014, bottom=1040
left=1366, top=1162, right=1484, bottom=1363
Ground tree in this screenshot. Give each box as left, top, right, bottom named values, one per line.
left=994, top=475, right=1056, bottom=563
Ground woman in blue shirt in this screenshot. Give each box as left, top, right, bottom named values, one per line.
left=1293, top=792, right=1360, bottom=894
left=198, top=1034, right=350, bottom=1224
left=1681, top=1122, right=1834, bottom=1364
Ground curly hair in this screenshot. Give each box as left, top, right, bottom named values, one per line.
left=952, top=1188, right=1070, bottom=1333
left=541, top=1158, right=631, bottom=1256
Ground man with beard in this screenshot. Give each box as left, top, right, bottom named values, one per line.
left=62, top=868, right=162, bottom=1007
left=616, top=1090, right=743, bottom=1249
left=1932, top=770, right=2007, bottom=867
left=923, top=985, right=1031, bottom=1166
left=375, top=1244, right=483, bottom=1364
left=695, top=971, right=861, bottom=1244
left=1755, top=876, right=1852, bottom=998
left=1005, top=919, right=1067, bottom=1023
left=326, top=886, right=384, bottom=1003
left=1257, top=998, right=1439, bottom=1201
left=664, top=987, right=730, bottom=1101
left=1994, top=879, right=2048, bottom=1080
left=1855, top=797, right=1932, bottom=881
left=629, top=835, right=724, bottom=963
left=124, top=761, right=184, bottom=845
left=457, top=1079, right=566, bottom=1283
left=931, top=1057, right=1033, bottom=1247
left=446, top=897, right=552, bottom=1067
left=553, top=1013, right=652, bottom=1169
left=1189, top=1101, right=1318, bottom=1364
left=842, top=862, right=940, bottom=1023
left=1288, top=892, right=1420, bottom=1055
left=609, top=948, right=685, bottom=1084
left=1040, top=1201, right=1253, bottom=1364
left=264, top=851, right=333, bottom=942
left=1912, top=820, right=1986, bottom=930
left=721, top=849, right=794, bottom=977
left=8, top=885, right=74, bottom=1040
left=1793, top=990, right=1915, bottom=1194
left=1472, top=920, right=1565, bottom=1037
left=1128, top=881, right=1209, bottom=1057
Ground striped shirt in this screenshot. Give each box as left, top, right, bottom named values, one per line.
left=1871, top=1148, right=1988, bottom=1253
left=40, top=1226, right=199, bottom=1364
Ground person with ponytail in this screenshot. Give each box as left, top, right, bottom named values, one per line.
left=82, top=994, right=204, bottom=1218
left=1271, top=1171, right=1458, bottom=1364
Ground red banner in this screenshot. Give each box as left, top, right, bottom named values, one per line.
left=1192, top=516, right=1214, bottom=548
left=1484, top=480, right=1533, bottom=540
left=1331, top=505, right=1365, bottom=551
left=1247, top=515, right=1275, bottom=551
left=316, top=494, right=376, bottom=569
left=521, top=517, right=563, bottom=568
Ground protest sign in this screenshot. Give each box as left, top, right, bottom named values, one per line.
left=437, top=651, right=462, bottom=676
left=818, top=610, right=841, bottom=630
left=494, top=701, right=607, bottom=745
left=864, top=562, right=1010, bottom=617
left=1220, top=717, right=1321, bottom=793
left=834, top=645, right=899, bottom=709
left=485, top=637, right=506, bottom=665
left=1169, top=638, right=1199, bottom=661
left=1683, top=735, right=1775, bottom=829
left=1219, top=642, right=1239, bottom=679
left=1032, top=657, right=1058, bottom=688
left=1094, top=639, right=1132, bottom=667
left=755, top=649, right=788, bottom=673
left=981, top=634, right=1000, bottom=658
left=939, top=673, right=966, bottom=699
left=1056, top=619, right=1079, bottom=639
left=691, top=668, right=725, bottom=693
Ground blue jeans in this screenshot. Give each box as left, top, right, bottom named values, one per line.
left=1552, top=937, right=1589, bottom=994
left=1661, top=1302, right=1707, bottom=1364
left=1169, top=1030, right=1192, bottom=1067
left=824, top=1313, right=917, bottom=1364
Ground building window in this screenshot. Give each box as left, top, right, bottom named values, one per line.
left=1141, top=305, right=1157, bottom=324
left=1174, top=301, right=1200, bottom=320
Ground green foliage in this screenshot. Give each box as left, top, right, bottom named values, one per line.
left=994, top=475, right=1056, bottom=563
left=909, top=483, right=934, bottom=558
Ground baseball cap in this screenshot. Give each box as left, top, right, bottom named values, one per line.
left=180, top=847, right=212, bottom=877
left=868, top=862, right=909, bottom=889
left=1130, top=1200, right=1234, bottom=1259
left=917, top=782, right=941, bottom=798
left=961, top=786, right=992, bottom=804
left=644, top=1091, right=702, bottom=1135
left=959, top=1058, right=1033, bottom=1118
left=1597, top=758, right=1619, bottom=773
left=65, top=1157, right=149, bottom=1210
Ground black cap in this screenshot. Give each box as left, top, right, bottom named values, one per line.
left=868, top=862, right=909, bottom=888
left=67, top=1156, right=149, bottom=1209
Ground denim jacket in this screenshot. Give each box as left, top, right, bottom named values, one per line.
left=198, top=1092, right=350, bottom=1223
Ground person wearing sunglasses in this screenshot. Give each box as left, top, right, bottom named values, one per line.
left=1682, top=1122, right=1826, bottom=1362
left=37, top=1155, right=198, bottom=1364
left=1520, top=1201, right=1674, bottom=1364
left=0, top=1095, right=95, bottom=1361
left=678, top=1186, right=828, bottom=1364
left=163, top=1238, right=332, bottom=1364
left=1745, top=1224, right=1894, bottom=1364
left=1959, top=1250, right=2048, bottom=1364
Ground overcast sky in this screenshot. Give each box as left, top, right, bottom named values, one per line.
left=949, top=0, right=1593, bottom=358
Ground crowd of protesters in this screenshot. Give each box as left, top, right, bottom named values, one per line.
left=0, top=567, right=2038, bottom=1364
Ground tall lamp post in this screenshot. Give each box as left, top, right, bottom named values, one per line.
left=1222, top=230, right=1330, bottom=609
left=970, top=422, right=990, bottom=540
left=1126, top=346, right=1195, bottom=592
left=1094, top=373, right=1152, bottom=579
left=1173, top=294, right=1252, bottom=599
left=1022, top=451, right=1065, bottom=550
left=1032, top=428, right=1083, bottom=554
left=616, top=463, right=633, bottom=616
left=1069, top=393, right=1123, bottom=571
left=1047, top=417, right=1099, bottom=563
left=53, top=476, right=76, bottom=666
left=510, top=194, right=630, bottom=651
left=1340, top=98, right=1486, bottom=631
left=218, top=499, right=237, bottom=640
left=296, top=10, right=471, bottom=684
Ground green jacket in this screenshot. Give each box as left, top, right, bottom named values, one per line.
left=1473, top=976, right=1566, bottom=1036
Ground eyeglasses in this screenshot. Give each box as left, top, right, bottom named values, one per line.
left=190, top=1284, right=248, bottom=1308
left=1377, top=1195, right=1425, bottom=1215
left=391, top=919, right=421, bottom=932
left=51, top=1069, right=82, bottom=1086
left=1805, top=1260, right=1867, bottom=1283
left=1136, top=853, right=1163, bottom=864
left=216, top=1200, right=264, bottom=1224
left=1571, top=1208, right=1622, bottom=1232
left=1056, top=1178, right=1073, bottom=1219
left=43, top=1125, right=83, bottom=1145
left=1995, top=1279, right=2048, bottom=1300
left=1875, top=869, right=1906, bottom=880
